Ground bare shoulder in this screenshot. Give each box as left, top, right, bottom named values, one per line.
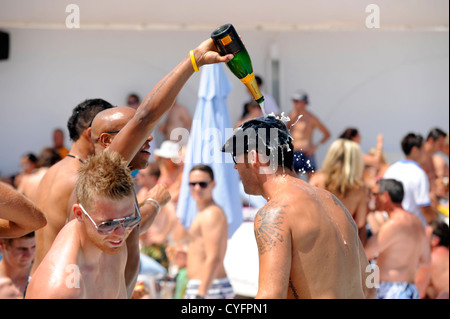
left=254, top=201, right=289, bottom=255
left=26, top=272, right=81, bottom=299
left=199, top=204, right=226, bottom=224
left=27, top=221, right=81, bottom=298
left=308, top=171, right=325, bottom=187
left=38, top=158, right=79, bottom=198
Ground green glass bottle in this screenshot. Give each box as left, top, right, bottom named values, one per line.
left=211, top=24, right=265, bottom=107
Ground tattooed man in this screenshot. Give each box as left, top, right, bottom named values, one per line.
left=222, top=116, right=376, bottom=299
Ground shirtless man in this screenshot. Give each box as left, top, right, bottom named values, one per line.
left=27, top=38, right=232, bottom=298
left=31, top=99, right=113, bottom=275
left=0, top=181, right=46, bottom=238
left=184, top=164, right=234, bottom=299
left=421, top=127, right=447, bottom=185
left=26, top=151, right=141, bottom=298
left=421, top=128, right=447, bottom=209
left=365, top=179, right=431, bottom=299
left=222, top=116, right=375, bottom=299
left=287, top=90, right=330, bottom=179
left=423, top=220, right=449, bottom=299
left=17, top=147, right=61, bottom=202
left=0, top=232, right=35, bottom=298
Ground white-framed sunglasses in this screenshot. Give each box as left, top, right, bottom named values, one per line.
left=78, top=199, right=141, bottom=235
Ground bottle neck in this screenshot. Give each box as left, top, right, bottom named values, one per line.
left=240, top=73, right=263, bottom=101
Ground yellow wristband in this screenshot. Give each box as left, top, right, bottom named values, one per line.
left=190, top=50, right=199, bottom=72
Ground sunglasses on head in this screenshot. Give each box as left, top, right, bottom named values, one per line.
left=79, top=200, right=141, bottom=235
left=189, top=181, right=211, bottom=189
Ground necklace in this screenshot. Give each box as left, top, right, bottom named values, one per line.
left=67, top=153, right=86, bottom=164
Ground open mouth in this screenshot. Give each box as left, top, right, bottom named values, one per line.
left=109, top=239, right=123, bottom=246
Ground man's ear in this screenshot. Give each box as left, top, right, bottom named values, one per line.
left=73, top=204, right=83, bottom=222
left=248, top=150, right=258, bottom=166
left=85, top=127, right=92, bottom=139
left=98, top=133, right=113, bottom=147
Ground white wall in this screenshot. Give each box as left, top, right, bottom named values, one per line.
left=0, top=27, right=448, bottom=177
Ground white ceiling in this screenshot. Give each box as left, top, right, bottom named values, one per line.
left=0, top=0, right=448, bottom=31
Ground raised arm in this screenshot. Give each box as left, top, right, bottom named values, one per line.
left=0, top=181, right=47, bottom=238
left=108, top=38, right=233, bottom=165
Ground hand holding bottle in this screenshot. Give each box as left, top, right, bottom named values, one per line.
left=191, top=38, right=234, bottom=69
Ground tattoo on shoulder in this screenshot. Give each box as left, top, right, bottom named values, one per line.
left=254, top=202, right=286, bottom=255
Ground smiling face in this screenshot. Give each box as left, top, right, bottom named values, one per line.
left=80, top=196, right=138, bottom=255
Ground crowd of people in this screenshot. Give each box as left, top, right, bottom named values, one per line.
left=0, top=38, right=448, bottom=299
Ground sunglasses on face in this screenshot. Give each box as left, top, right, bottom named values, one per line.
left=189, top=181, right=211, bottom=189
left=79, top=201, right=141, bottom=235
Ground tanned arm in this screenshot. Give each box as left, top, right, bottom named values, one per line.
left=254, top=201, right=292, bottom=298
left=120, top=38, right=232, bottom=297
left=0, top=182, right=47, bottom=238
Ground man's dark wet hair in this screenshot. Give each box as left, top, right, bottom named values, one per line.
left=221, top=116, right=294, bottom=171
left=377, top=178, right=404, bottom=204
left=67, top=98, right=114, bottom=141
left=401, top=133, right=424, bottom=156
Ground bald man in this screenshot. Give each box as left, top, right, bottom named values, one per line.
left=90, top=106, right=152, bottom=172
left=31, top=99, right=113, bottom=275
left=67, top=106, right=165, bottom=228
left=47, top=38, right=230, bottom=298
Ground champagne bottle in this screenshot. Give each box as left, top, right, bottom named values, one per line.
left=211, top=24, right=265, bottom=107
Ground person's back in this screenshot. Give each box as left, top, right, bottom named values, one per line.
left=383, top=133, right=435, bottom=225
left=268, top=177, right=372, bottom=298
left=32, top=156, right=82, bottom=273
left=309, top=172, right=368, bottom=232
left=222, top=115, right=374, bottom=299
left=17, top=147, right=61, bottom=203
left=309, top=138, right=368, bottom=240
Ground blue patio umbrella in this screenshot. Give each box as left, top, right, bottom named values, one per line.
left=176, top=63, right=243, bottom=238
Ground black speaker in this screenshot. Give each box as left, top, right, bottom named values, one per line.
left=0, top=31, right=10, bottom=60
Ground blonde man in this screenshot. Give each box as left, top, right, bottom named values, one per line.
left=309, top=138, right=368, bottom=243
left=26, top=151, right=141, bottom=298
